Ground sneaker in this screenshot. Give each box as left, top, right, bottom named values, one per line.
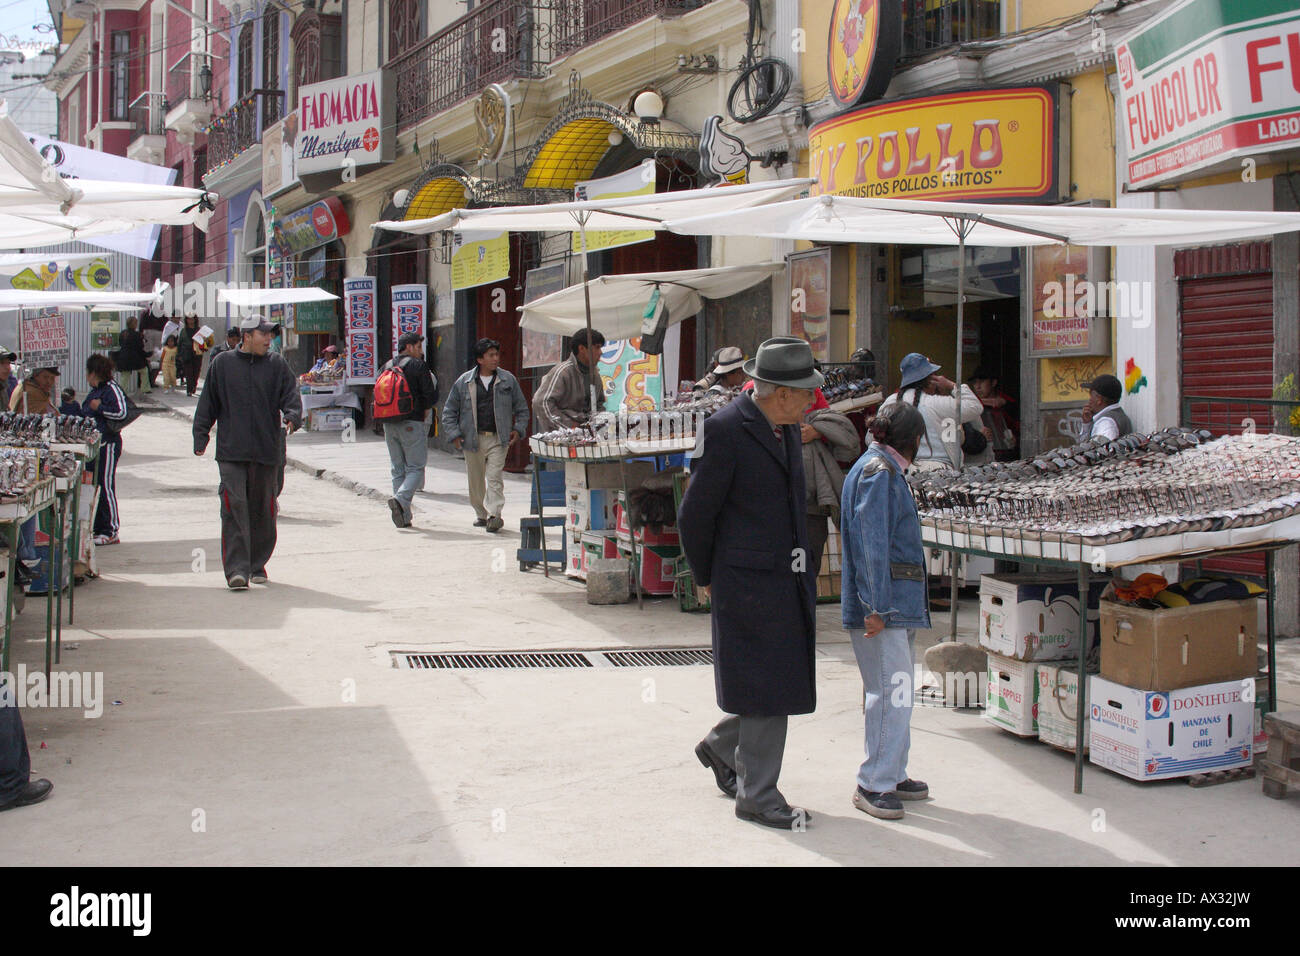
left=473, top=518, right=487, bottom=527
left=893, top=778, right=929, bottom=801
left=852, top=786, right=904, bottom=820
left=387, top=497, right=405, bottom=528
left=92, top=534, right=119, bottom=546
left=486, top=515, right=504, bottom=533
left=250, top=571, right=268, bottom=585
left=227, top=575, right=249, bottom=591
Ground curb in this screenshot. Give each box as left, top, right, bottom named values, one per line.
left=151, top=400, right=390, bottom=501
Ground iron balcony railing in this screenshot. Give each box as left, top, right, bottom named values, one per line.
left=127, top=91, right=165, bottom=137
left=166, top=51, right=212, bottom=106
left=207, top=89, right=285, bottom=170
left=390, top=0, right=708, bottom=130
left=901, top=0, right=1001, bottom=57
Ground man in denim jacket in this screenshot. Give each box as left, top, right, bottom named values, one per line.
left=840, top=402, right=931, bottom=820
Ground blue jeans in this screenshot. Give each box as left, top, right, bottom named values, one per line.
left=848, top=626, right=916, bottom=793
left=17, top=516, right=37, bottom=563
left=384, top=419, right=428, bottom=517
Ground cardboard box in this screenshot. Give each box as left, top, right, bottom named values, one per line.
left=1098, top=597, right=1257, bottom=692
left=1089, top=675, right=1253, bottom=781
left=986, top=652, right=1039, bottom=736
left=565, top=488, right=616, bottom=534
left=979, top=573, right=1108, bottom=662
left=309, top=407, right=351, bottom=431
left=614, top=502, right=680, bottom=546
left=580, top=530, right=619, bottom=579
left=1036, top=663, right=1090, bottom=753
left=564, top=460, right=656, bottom=490
left=618, top=541, right=682, bottom=596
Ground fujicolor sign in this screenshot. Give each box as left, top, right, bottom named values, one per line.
left=344, top=276, right=377, bottom=385
left=297, top=70, right=395, bottom=176
left=807, top=86, right=1069, bottom=202
left=1117, top=0, right=1300, bottom=186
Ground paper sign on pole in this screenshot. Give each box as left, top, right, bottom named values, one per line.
left=21, top=311, right=70, bottom=370
left=451, top=231, right=510, bottom=290
left=391, top=284, right=427, bottom=356
left=572, top=159, right=656, bottom=254
left=344, top=276, right=378, bottom=384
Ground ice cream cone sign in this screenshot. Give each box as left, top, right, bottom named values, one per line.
left=700, top=115, right=751, bottom=185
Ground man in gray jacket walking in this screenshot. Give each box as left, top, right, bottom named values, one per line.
left=441, top=338, right=529, bottom=532
left=193, top=316, right=303, bottom=590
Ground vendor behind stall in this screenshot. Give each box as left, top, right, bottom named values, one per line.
left=692, top=347, right=748, bottom=394
left=532, top=328, right=605, bottom=433
left=1080, top=374, right=1132, bottom=442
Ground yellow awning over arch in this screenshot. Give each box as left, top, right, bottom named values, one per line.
left=522, top=118, right=618, bottom=191
left=403, top=177, right=467, bottom=221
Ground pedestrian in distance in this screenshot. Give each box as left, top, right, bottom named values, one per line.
left=374, top=331, right=438, bottom=529
left=441, top=338, right=529, bottom=532
left=209, top=327, right=240, bottom=359
left=160, top=335, right=179, bottom=390
left=114, top=316, right=151, bottom=396
left=677, top=336, right=821, bottom=831
left=59, top=387, right=80, bottom=416
left=83, top=353, right=129, bottom=546
left=177, top=314, right=207, bottom=398
left=192, top=316, right=303, bottom=590
left=840, top=401, right=931, bottom=821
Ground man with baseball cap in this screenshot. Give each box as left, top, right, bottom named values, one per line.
left=193, top=315, right=303, bottom=590
left=1080, top=373, right=1131, bottom=442
left=678, top=336, right=819, bottom=831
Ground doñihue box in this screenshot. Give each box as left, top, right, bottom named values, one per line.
left=1088, top=675, right=1253, bottom=781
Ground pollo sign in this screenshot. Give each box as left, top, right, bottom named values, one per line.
left=1117, top=0, right=1300, bottom=186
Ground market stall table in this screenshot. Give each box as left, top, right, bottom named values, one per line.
left=0, top=476, right=57, bottom=677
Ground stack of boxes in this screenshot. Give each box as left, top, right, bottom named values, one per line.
left=562, top=461, right=653, bottom=582
left=614, top=493, right=682, bottom=596
left=980, top=573, right=1108, bottom=744
left=1089, top=587, right=1258, bottom=781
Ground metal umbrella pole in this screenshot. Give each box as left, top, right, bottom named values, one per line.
left=948, top=216, right=974, bottom=637
left=575, top=210, right=601, bottom=414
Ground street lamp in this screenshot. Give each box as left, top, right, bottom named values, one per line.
left=199, top=61, right=212, bottom=100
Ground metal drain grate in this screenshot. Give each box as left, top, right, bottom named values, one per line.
left=393, top=647, right=714, bottom=669
left=402, top=651, right=593, bottom=669
left=601, top=649, right=714, bottom=667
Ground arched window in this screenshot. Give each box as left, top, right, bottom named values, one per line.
left=237, top=21, right=254, bottom=98
left=388, top=0, right=419, bottom=61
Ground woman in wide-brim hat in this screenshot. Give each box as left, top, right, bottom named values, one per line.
left=878, top=352, right=982, bottom=473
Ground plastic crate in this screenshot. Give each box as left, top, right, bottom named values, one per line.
left=675, top=566, right=711, bottom=613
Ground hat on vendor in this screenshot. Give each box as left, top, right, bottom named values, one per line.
left=1081, top=373, right=1123, bottom=405
left=712, top=346, right=746, bottom=376
left=743, top=337, right=824, bottom=391
left=898, top=352, right=942, bottom=390
left=322, top=345, right=339, bottom=355
left=0, top=345, right=16, bottom=361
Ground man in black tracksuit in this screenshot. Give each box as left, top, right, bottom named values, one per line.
left=193, top=316, right=303, bottom=590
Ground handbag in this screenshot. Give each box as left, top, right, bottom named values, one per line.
left=104, top=393, right=143, bottom=434
left=961, top=421, right=988, bottom=456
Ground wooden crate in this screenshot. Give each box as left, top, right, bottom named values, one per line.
left=1261, top=710, right=1300, bottom=799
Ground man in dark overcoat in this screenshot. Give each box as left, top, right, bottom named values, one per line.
left=678, top=337, right=821, bottom=830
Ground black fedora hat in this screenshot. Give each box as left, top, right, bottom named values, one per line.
left=743, top=337, right=824, bottom=391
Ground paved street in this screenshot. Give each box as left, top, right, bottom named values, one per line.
left=2, top=405, right=1297, bottom=866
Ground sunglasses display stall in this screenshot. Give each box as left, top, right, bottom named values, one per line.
left=0, top=413, right=102, bottom=683
left=915, top=428, right=1300, bottom=793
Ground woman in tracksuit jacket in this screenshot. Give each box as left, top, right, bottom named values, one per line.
left=83, top=353, right=128, bottom=545
left=840, top=401, right=931, bottom=822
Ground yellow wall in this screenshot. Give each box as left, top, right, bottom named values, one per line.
left=1015, top=0, right=1096, bottom=31
left=802, top=0, right=836, bottom=104
left=1068, top=69, right=1116, bottom=204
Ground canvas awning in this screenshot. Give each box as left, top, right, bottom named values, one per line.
left=519, top=263, right=783, bottom=338
left=0, top=285, right=166, bottom=311
left=373, top=179, right=815, bottom=236
left=217, top=288, right=340, bottom=307
left=662, top=195, right=1300, bottom=247
left=0, top=103, right=217, bottom=249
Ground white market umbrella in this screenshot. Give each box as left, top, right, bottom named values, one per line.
left=0, top=251, right=101, bottom=278
left=0, top=280, right=168, bottom=311
left=0, top=102, right=217, bottom=247
left=375, top=178, right=813, bottom=408
left=519, top=263, right=783, bottom=339
left=217, top=287, right=339, bottom=307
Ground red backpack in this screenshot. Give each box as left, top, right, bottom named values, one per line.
left=372, top=359, right=413, bottom=419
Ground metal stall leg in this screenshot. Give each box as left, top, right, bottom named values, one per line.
left=68, top=474, right=81, bottom=626
left=620, top=459, right=642, bottom=609
left=949, top=551, right=960, bottom=641
left=54, top=490, right=66, bottom=666
left=534, top=461, right=550, bottom=579
left=1, top=520, right=15, bottom=675
left=1073, top=561, right=1089, bottom=794
left=1266, top=549, right=1277, bottom=717
left=43, top=504, right=54, bottom=684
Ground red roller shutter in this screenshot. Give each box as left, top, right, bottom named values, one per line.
left=1177, top=242, right=1273, bottom=578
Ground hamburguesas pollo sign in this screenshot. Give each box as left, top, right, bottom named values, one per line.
left=807, top=86, right=1069, bottom=203
left=1116, top=0, right=1300, bottom=187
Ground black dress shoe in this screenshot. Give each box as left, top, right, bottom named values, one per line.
left=0, top=778, right=52, bottom=811
left=694, top=741, right=737, bottom=798
left=736, top=804, right=811, bottom=830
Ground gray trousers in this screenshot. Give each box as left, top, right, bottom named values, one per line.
left=704, top=714, right=789, bottom=812
left=218, top=460, right=279, bottom=580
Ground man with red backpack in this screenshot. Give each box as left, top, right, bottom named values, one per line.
left=375, top=331, right=438, bottom=528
